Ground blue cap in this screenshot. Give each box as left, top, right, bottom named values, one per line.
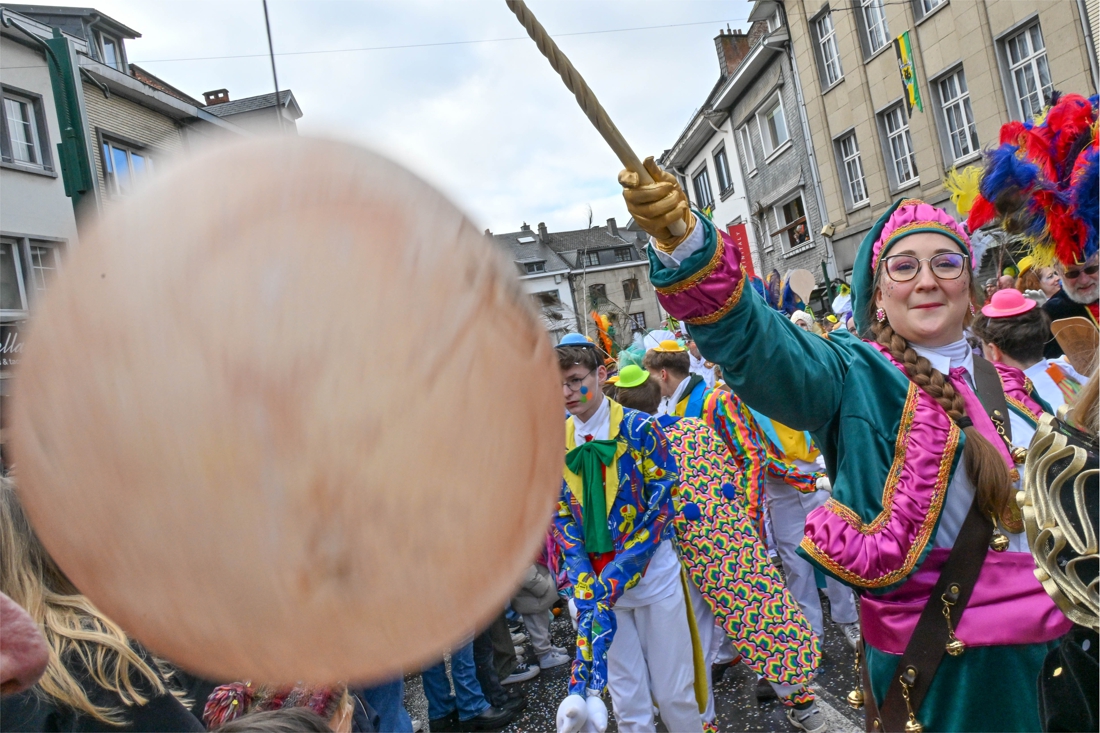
left=556, top=333, right=595, bottom=349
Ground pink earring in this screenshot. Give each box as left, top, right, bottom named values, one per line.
left=875, top=307, right=886, bottom=323
left=969, top=303, right=976, bottom=315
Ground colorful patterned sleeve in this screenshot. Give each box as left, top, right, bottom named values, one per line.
left=550, top=482, right=603, bottom=697
left=593, top=414, right=677, bottom=607
left=762, top=452, right=819, bottom=494
left=702, top=390, right=768, bottom=538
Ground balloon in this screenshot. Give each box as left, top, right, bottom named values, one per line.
left=9, top=137, right=563, bottom=685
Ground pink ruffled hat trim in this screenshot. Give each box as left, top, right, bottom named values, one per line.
left=872, top=199, right=972, bottom=271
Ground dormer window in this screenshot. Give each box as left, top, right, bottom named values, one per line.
left=98, top=32, right=123, bottom=71
left=524, top=261, right=546, bottom=274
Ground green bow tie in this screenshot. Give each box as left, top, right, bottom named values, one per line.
left=565, top=439, right=618, bottom=554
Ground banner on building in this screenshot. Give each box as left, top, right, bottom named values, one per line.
left=727, top=223, right=756, bottom=279
left=894, top=31, right=923, bottom=117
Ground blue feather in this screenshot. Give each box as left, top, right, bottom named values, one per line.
left=1073, top=148, right=1099, bottom=260
left=980, top=145, right=1039, bottom=201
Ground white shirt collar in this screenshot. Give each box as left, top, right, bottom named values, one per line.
left=572, top=394, right=611, bottom=443
left=911, top=337, right=974, bottom=384
left=660, top=376, right=693, bottom=417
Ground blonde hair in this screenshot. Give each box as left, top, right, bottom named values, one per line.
left=0, top=478, right=174, bottom=724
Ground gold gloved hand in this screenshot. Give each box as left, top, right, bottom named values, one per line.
left=618, top=157, right=696, bottom=253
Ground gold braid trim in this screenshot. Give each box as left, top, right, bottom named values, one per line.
left=823, top=385, right=919, bottom=534
left=875, top=221, right=967, bottom=265
left=684, top=276, right=746, bottom=326
left=656, top=230, right=725, bottom=296
left=800, top=391, right=961, bottom=588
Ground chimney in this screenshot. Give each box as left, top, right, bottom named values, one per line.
left=484, top=228, right=492, bottom=236
left=538, top=222, right=549, bottom=243
left=203, top=89, right=230, bottom=106
left=714, top=29, right=752, bottom=78
left=606, top=217, right=619, bottom=236
left=520, top=222, right=531, bottom=231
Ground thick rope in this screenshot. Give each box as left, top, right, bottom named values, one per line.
left=504, top=0, right=653, bottom=185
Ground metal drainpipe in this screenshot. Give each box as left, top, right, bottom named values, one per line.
left=772, top=0, right=840, bottom=283
left=1077, top=0, right=1100, bottom=93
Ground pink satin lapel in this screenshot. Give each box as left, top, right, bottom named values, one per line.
left=948, top=367, right=1015, bottom=467
left=861, top=548, right=1073, bottom=653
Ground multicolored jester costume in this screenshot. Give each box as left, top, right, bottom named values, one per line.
left=658, top=413, right=820, bottom=704
left=552, top=399, right=677, bottom=697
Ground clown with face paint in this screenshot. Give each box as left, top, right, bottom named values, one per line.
left=551, top=333, right=703, bottom=733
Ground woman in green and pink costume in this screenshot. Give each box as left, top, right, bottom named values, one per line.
left=619, top=159, right=1072, bottom=732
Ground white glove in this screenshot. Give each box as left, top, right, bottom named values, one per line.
left=1023, top=289, right=1048, bottom=306
left=815, top=475, right=832, bottom=492
left=556, top=694, right=609, bottom=733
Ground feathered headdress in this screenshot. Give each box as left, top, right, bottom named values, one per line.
left=955, top=92, right=1098, bottom=267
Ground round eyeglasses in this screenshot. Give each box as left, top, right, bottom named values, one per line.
left=882, top=252, right=969, bottom=283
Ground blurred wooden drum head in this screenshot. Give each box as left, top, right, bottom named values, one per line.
left=9, top=137, right=563, bottom=685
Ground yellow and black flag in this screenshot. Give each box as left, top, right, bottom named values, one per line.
left=894, top=31, right=923, bottom=117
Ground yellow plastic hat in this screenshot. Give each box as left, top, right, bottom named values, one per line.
left=616, top=365, right=650, bottom=388
left=651, top=339, right=685, bottom=353
left=606, top=375, right=620, bottom=385
left=1017, top=255, right=1035, bottom=275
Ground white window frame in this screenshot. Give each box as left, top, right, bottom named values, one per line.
left=524, top=261, right=545, bottom=274
left=101, top=138, right=150, bottom=196
left=0, top=237, right=28, bottom=319
left=837, top=132, right=869, bottom=208
left=97, top=32, right=125, bottom=72
left=881, top=104, right=919, bottom=189
left=756, top=93, right=790, bottom=159
left=614, top=247, right=633, bottom=263
left=1003, top=22, right=1053, bottom=121
left=815, top=12, right=844, bottom=87
left=713, top=145, right=732, bottom=194
left=859, top=0, right=890, bottom=56
left=628, top=312, right=646, bottom=331
left=936, top=68, right=980, bottom=163
left=766, top=9, right=783, bottom=32
left=583, top=251, right=599, bottom=267
left=692, top=164, right=714, bottom=209
left=770, top=191, right=813, bottom=254
left=0, top=236, right=65, bottom=318
left=1, top=91, right=48, bottom=170
left=737, top=125, right=756, bottom=175
left=917, top=0, right=946, bottom=18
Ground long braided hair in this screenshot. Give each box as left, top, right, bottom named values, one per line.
left=865, top=271, right=1014, bottom=522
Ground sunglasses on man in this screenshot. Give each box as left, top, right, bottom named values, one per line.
left=1062, top=264, right=1099, bottom=280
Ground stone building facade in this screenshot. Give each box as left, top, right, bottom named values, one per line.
left=756, top=0, right=1098, bottom=277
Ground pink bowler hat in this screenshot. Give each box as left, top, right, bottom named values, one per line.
left=981, top=288, right=1037, bottom=318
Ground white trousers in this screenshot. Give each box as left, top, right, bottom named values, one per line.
left=607, top=579, right=703, bottom=733
left=765, top=478, right=859, bottom=635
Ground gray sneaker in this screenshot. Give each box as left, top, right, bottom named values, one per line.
left=501, top=662, right=540, bottom=685
left=786, top=701, right=827, bottom=733
left=837, top=622, right=861, bottom=651
left=538, top=649, right=572, bottom=669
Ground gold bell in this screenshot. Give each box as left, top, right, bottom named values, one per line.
left=904, top=718, right=925, bottom=733
left=1011, top=446, right=1028, bottom=464
left=847, top=688, right=865, bottom=709
left=946, top=637, right=967, bottom=656
left=990, top=532, right=1010, bottom=552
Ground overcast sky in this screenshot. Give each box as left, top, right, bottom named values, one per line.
left=54, top=1, right=752, bottom=233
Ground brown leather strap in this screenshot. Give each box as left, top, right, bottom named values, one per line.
left=972, top=355, right=1012, bottom=444
left=871, top=499, right=993, bottom=732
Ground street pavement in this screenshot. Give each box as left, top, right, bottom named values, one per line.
left=405, top=587, right=865, bottom=733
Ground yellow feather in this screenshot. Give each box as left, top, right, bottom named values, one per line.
left=943, top=166, right=983, bottom=216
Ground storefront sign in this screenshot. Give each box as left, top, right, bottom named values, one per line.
left=0, top=322, right=25, bottom=368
